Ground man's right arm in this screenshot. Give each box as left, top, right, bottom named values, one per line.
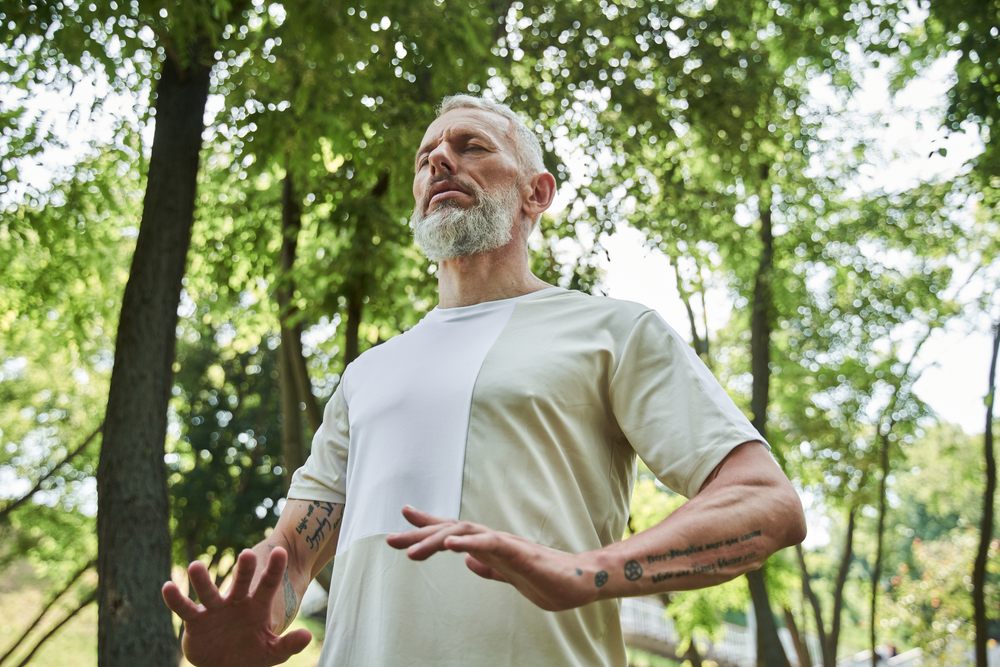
left=251, top=499, right=345, bottom=633
left=162, top=498, right=344, bottom=667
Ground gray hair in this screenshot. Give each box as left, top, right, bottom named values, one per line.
left=437, top=95, right=546, bottom=179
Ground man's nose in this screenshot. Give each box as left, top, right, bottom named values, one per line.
left=429, top=145, right=456, bottom=176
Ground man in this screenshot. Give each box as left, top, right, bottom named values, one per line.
left=162, top=95, right=807, bottom=667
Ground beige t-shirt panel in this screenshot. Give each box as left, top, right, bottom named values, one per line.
left=459, top=291, right=765, bottom=667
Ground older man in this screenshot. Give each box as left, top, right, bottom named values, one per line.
left=163, top=95, right=806, bottom=667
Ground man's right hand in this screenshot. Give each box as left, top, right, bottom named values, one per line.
left=162, top=547, right=312, bottom=667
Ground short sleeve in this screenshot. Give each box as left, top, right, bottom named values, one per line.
left=287, top=382, right=350, bottom=503
left=609, top=311, right=766, bottom=499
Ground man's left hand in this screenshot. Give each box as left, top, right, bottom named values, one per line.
left=385, top=506, right=598, bottom=612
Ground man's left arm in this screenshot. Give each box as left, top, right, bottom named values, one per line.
left=386, top=441, right=806, bottom=611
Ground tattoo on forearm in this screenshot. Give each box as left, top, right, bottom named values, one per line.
left=283, top=566, right=297, bottom=625
left=623, top=560, right=643, bottom=581
left=644, top=529, right=763, bottom=565
left=632, top=528, right=766, bottom=585
left=299, top=502, right=343, bottom=551
left=595, top=570, right=608, bottom=587
left=652, top=569, right=690, bottom=584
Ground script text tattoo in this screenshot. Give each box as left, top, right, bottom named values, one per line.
left=305, top=502, right=343, bottom=551
left=644, top=528, right=763, bottom=565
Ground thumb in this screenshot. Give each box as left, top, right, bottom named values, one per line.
left=273, top=628, right=312, bottom=661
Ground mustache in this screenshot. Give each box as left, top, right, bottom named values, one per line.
left=419, top=176, right=480, bottom=211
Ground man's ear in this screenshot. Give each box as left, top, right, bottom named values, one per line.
left=521, top=172, right=557, bottom=221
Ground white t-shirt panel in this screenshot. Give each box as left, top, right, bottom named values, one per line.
left=289, top=287, right=563, bottom=553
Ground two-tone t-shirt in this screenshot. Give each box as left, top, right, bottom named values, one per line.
left=288, top=287, right=765, bottom=666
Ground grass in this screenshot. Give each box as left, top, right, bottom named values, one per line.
left=0, top=560, right=326, bottom=667
left=0, top=559, right=98, bottom=667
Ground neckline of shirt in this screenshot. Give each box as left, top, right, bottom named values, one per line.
left=427, top=286, right=566, bottom=322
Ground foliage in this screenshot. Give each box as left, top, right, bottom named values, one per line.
left=883, top=530, right=999, bottom=665
left=167, top=319, right=286, bottom=567
left=1, top=0, right=999, bottom=661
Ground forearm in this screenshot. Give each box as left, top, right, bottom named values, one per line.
left=250, top=500, right=344, bottom=633
left=582, top=442, right=806, bottom=601
left=583, top=479, right=803, bottom=599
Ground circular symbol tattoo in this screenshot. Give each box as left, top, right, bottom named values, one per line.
left=624, top=559, right=643, bottom=581
left=594, top=570, right=608, bottom=587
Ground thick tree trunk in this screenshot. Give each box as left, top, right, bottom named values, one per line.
left=974, top=318, right=999, bottom=666
left=747, top=167, right=790, bottom=667
left=783, top=607, right=812, bottom=667
left=829, top=507, right=856, bottom=664
left=795, top=544, right=829, bottom=666
left=96, top=51, right=211, bottom=667
left=871, top=430, right=891, bottom=667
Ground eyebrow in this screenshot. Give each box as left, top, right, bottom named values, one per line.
left=414, top=130, right=498, bottom=166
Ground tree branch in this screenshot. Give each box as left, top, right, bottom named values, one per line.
left=11, top=588, right=97, bottom=667
left=0, top=560, right=94, bottom=666
left=0, top=424, right=103, bottom=523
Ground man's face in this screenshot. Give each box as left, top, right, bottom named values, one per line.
left=410, top=108, right=524, bottom=261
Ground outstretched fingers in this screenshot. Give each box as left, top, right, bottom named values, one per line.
left=443, top=531, right=507, bottom=555
left=162, top=582, right=201, bottom=622
left=253, top=546, right=288, bottom=602
left=188, top=560, right=224, bottom=609
left=404, top=521, right=487, bottom=561
left=385, top=522, right=448, bottom=549
left=400, top=505, right=448, bottom=528
left=226, top=550, right=256, bottom=601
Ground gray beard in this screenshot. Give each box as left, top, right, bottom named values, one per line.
left=410, top=182, right=518, bottom=262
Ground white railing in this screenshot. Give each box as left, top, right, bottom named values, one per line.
left=622, top=597, right=1000, bottom=667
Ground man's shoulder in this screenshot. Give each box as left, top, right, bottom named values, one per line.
left=529, top=288, right=656, bottom=329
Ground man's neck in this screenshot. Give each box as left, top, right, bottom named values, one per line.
left=435, top=241, right=551, bottom=309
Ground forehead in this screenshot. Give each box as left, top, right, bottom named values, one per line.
left=417, top=107, right=514, bottom=154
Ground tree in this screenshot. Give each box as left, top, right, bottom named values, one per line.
left=2, top=1, right=265, bottom=663
left=974, top=317, right=999, bottom=664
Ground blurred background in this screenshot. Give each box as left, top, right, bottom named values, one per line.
left=0, top=0, right=998, bottom=665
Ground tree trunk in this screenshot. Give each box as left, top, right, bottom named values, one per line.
left=871, top=430, right=891, bottom=667
left=278, top=158, right=323, bottom=432
left=673, top=260, right=706, bottom=360
left=343, top=290, right=363, bottom=368
left=279, top=334, right=306, bottom=491
left=276, top=162, right=316, bottom=487
left=974, top=317, right=999, bottom=666
left=747, top=166, right=790, bottom=667
left=783, top=607, right=812, bottom=667
left=829, top=507, right=856, bottom=664
left=795, top=544, right=829, bottom=666
left=684, top=639, right=704, bottom=667
left=747, top=570, right=789, bottom=667
left=96, top=51, right=211, bottom=667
